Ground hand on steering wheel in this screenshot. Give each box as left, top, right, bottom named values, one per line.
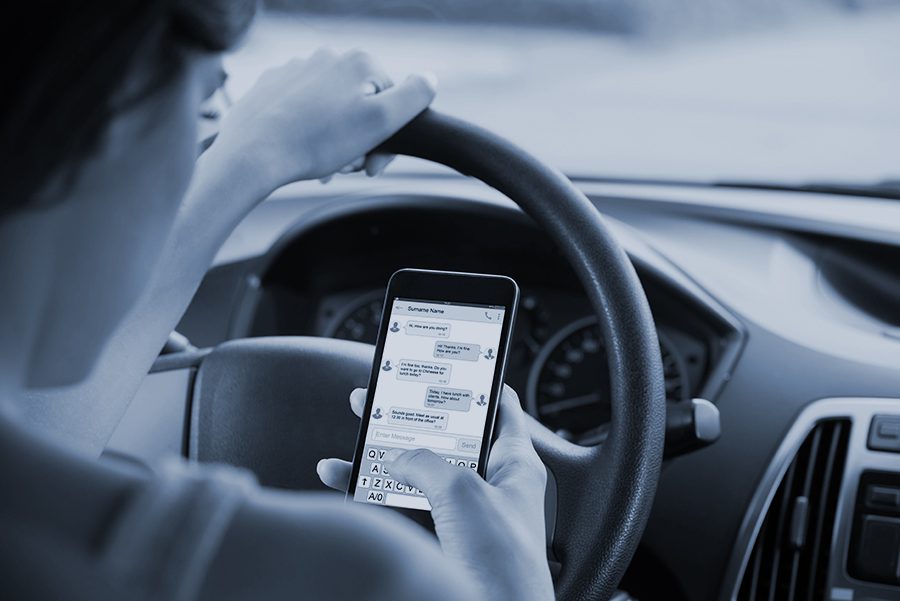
left=211, top=47, right=436, bottom=195
left=318, top=385, right=555, bottom=601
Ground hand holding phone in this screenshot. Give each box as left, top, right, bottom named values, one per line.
left=318, top=269, right=554, bottom=599
left=318, top=386, right=555, bottom=601
left=347, top=269, right=518, bottom=511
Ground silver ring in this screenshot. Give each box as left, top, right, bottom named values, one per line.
left=362, top=80, right=382, bottom=96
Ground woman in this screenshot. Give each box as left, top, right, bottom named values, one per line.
left=0, top=2, right=554, bottom=600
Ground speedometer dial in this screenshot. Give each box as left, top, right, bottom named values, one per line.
left=328, top=291, right=384, bottom=344
left=526, top=316, right=689, bottom=438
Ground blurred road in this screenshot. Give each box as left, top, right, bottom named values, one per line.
left=226, top=8, right=900, bottom=185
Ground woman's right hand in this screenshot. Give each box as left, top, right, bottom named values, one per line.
left=318, top=386, right=555, bottom=601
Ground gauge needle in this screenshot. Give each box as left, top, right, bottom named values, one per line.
left=539, top=392, right=602, bottom=415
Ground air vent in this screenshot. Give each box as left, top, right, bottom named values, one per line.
left=737, top=419, right=851, bottom=601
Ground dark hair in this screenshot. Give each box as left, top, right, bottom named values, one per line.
left=0, top=1, right=257, bottom=215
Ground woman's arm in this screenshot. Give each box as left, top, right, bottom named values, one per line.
left=199, top=492, right=479, bottom=601
left=21, top=49, right=435, bottom=455
left=183, top=47, right=438, bottom=242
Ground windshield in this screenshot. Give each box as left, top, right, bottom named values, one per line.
left=227, top=1, right=900, bottom=190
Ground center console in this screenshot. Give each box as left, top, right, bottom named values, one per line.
left=726, top=398, right=900, bottom=601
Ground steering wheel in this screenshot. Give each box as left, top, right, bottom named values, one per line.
left=189, top=110, right=666, bottom=601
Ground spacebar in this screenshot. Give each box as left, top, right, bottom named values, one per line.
left=386, top=493, right=432, bottom=511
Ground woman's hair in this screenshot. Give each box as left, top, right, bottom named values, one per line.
left=0, top=0, right=257, bottom=215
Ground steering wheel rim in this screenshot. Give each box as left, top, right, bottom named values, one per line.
left=380, top=109, right=666, bottom=601
left=192, top=108, right=665, bottom=601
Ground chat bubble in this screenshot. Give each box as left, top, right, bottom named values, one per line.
left=425, top=386, right=473, bottom=412
left=397, top=360, right=452, bottom=385
left=405, top=321, right=451, bottom=338
left=388, top=407, right=448, bottom=431
left=433, top=341, right=482, bottom=361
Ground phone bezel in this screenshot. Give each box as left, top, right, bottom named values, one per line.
left=346, top=268, right=520, bottom=513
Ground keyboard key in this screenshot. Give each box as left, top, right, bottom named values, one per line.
left=385, top=493, right=431, bottom=511
left=366, top=448, right=378, bottom=460
left=468, top=461, right=478, bottom=470
left=369, top=462, right=382, bottom=475
left=372, top=478, right=384, bottom=489
left=384, top=479, right=396, bottom=491
left=357, top=476, right=371, bottom=489
left=366, top=490, right=386, bottom=504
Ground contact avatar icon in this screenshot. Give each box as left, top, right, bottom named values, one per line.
left=382, top=360, right=393, bottom=371
left=389, top=321, right=400, bottom=333
left=372, top=407, right=383, bottom=419
left=476, top=394, right=487, bottom=407
left=484, top=348, right=495, bottom=360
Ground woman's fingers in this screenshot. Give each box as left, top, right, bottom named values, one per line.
left=486, top=386, right=547, bottom=487
left=338, top=156, right=367, bottom=174
left=323, top=152, right=394, bottom=179
left=314, top=58, right=433, bottom=182
left=316, top=458, right=353, bottom=492
left=316, top=388, right=367, bottom=491
left=365, top=153, right=395, bottom=177
left=344, top=48, right=393, bottom=94
left=384, top=448, right=480, bottom=503
left=367, top=73, right=437, bottom=135
left=349, top=387, right=366, bottom=418
left=494, top=385, right=530, bottom=442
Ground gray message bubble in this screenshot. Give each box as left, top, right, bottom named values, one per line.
left=397, top=359, right=452, bottom=385
left=425, top=387, right=473, bottom=412
left=405, top=321, right=451, bottom=338
left=388, top=407, right=448, bottom=431
left=433, top=341, right=482, bottom=361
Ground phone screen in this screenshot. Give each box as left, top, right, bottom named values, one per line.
left=351, top=296, right=507, bottom=510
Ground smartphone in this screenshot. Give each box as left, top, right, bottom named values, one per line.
left=347, top=268, right=519, bottom=513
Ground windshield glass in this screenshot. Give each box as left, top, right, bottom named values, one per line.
left=228, top=1, right=900, bottom=189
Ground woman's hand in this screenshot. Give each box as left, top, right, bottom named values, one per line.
left=211, top=48, right=436, bottom=195
left=318, top=386, right=555, bottom=601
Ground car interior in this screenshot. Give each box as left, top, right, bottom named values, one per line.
left=100, top=3, right=900, bottom=601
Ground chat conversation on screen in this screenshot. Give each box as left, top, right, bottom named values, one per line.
left=425, top=386, right=473, bottom=411
left=404, top=321, right=451, bottom=338
left=388, top=407, right=449, bottom=431
left=396, top=359, right=452, bottom=385
left=433, top=341, right=482, bottom=361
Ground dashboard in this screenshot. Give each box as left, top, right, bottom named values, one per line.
left=146, top=176, right=900, bottom=601
left=228, top=198, right=741, bottom=443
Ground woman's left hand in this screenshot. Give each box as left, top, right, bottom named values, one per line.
left=211, top=48, right=437, bottom=194
left=317, top=386, right=554, bottom=601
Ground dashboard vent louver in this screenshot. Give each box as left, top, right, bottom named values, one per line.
left=737, top=418, right=850, bottom=601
